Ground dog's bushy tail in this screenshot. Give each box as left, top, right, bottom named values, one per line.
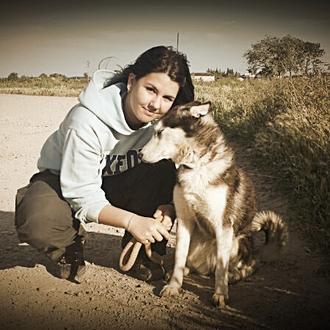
left=229, top=211, right=288, bottom=283
left=251, top=211, right=288, bottom=261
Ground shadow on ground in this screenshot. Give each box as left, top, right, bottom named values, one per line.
left=0, top=210, right=127, bottom=272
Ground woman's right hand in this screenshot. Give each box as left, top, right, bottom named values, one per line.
left=127, top=214, right=170, bottom=245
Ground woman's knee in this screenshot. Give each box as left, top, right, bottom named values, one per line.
left=16, top=198, right=54, bottom=242
left=17, top=214, right=49, bottom=247
left=15, top=179, right=73, bottom=245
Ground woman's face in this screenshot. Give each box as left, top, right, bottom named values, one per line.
left=124, top=72, right=180, bottom=129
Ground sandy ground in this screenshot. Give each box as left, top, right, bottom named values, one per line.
left=0, top=94, right=329, bottom=330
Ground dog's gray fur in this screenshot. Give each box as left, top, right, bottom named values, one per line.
left=140, top=101, right=288, bottom=309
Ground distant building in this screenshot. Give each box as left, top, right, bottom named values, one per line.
left=240, top=69, right=263, bottom=80
left=191, top=72, right=215, bottom=82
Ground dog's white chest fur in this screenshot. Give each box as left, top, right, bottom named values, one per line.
left=174, top=167, right=228, bottom=234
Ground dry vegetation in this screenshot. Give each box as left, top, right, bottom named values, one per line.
left=0, top=75, right=87, bottom=96
left=196, top=76, right=329, bottom=254
left=1, top=75, right=329, bottom=255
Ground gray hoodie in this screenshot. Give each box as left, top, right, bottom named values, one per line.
left=37, top=70, right=154, bottom=223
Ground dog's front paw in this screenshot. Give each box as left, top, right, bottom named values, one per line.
left=212, top=293, right=229, bottom=309
left=160, top=285, right=180, bottom=297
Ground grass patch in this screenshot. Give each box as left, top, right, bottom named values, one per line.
left=0, top=75, right=87, bottom=96
left=195, top=77, right=329, bottom=255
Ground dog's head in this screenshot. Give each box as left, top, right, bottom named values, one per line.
left=140, top=101, right=218, bottom=166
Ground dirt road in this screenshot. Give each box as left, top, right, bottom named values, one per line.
left=0, top=94, right=329, bottom=329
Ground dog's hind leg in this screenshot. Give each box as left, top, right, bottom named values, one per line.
left=212, top=226, right=234, bottom=309
left=186, top=230, right=217, bottom=275
left=229, top=234, right=256, bottom=284
left=160, top=217, right=195, bottom=297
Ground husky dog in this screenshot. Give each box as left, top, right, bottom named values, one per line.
left=140, top=101, right=288, bottom=309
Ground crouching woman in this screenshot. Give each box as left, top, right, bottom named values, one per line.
left=15, top=46, right=194, bottom=282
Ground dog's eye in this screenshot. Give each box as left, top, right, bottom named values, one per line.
left=155, top=129, right=163, bottom=138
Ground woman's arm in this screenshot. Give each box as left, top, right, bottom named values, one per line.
left=59, top=122, right=171, bottom=244
left=98, top=204, right=170, bottom=244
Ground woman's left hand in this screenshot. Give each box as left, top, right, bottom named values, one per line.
left=153, top=203, right=175, bottom=232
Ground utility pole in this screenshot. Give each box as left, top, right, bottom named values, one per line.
left=176, top=33, right=180, bottom=51
left=86, top=60, right=90, bottom=81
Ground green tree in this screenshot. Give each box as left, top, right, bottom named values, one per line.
left=301, top=41, right=325, bottom=75
left=280, top=35, right=304, bottom=76
left=7, top=72, right=18, bottom=80
left=244, top=35, right=279, bottom=76
left=244, top=35, right=325, bottom=77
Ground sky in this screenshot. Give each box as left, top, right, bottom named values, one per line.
left=0, top=0, right=329, bottom=77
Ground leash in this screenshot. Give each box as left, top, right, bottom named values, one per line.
left=119, top=209, right=174, bottom=272
left=119, top=238, right=164, bottom=272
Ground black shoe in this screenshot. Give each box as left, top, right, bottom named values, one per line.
left=128, top=257, right=166, bottom=282
left=57, top=239, right=86, bottom=283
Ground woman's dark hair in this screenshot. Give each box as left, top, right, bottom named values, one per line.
left=104, top=46, right=194, bottom=106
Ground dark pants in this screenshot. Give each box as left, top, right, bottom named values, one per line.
left=15, top=160, right=176, bottom=262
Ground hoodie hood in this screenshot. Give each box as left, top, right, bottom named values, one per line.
left=79, top=69, right=138, bottom=135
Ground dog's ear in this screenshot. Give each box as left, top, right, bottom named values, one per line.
left=190, top=102, right=211, bottom=118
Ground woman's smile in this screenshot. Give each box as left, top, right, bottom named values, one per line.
left=124, top=72, right=179, bottom=129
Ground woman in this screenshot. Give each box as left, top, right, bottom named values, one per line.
left=15, top=46, right=195, bottom=282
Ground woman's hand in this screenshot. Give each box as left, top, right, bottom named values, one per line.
left=127, top=214, right=170, bottom=245
left=153, top=203, right=175, bottom=231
